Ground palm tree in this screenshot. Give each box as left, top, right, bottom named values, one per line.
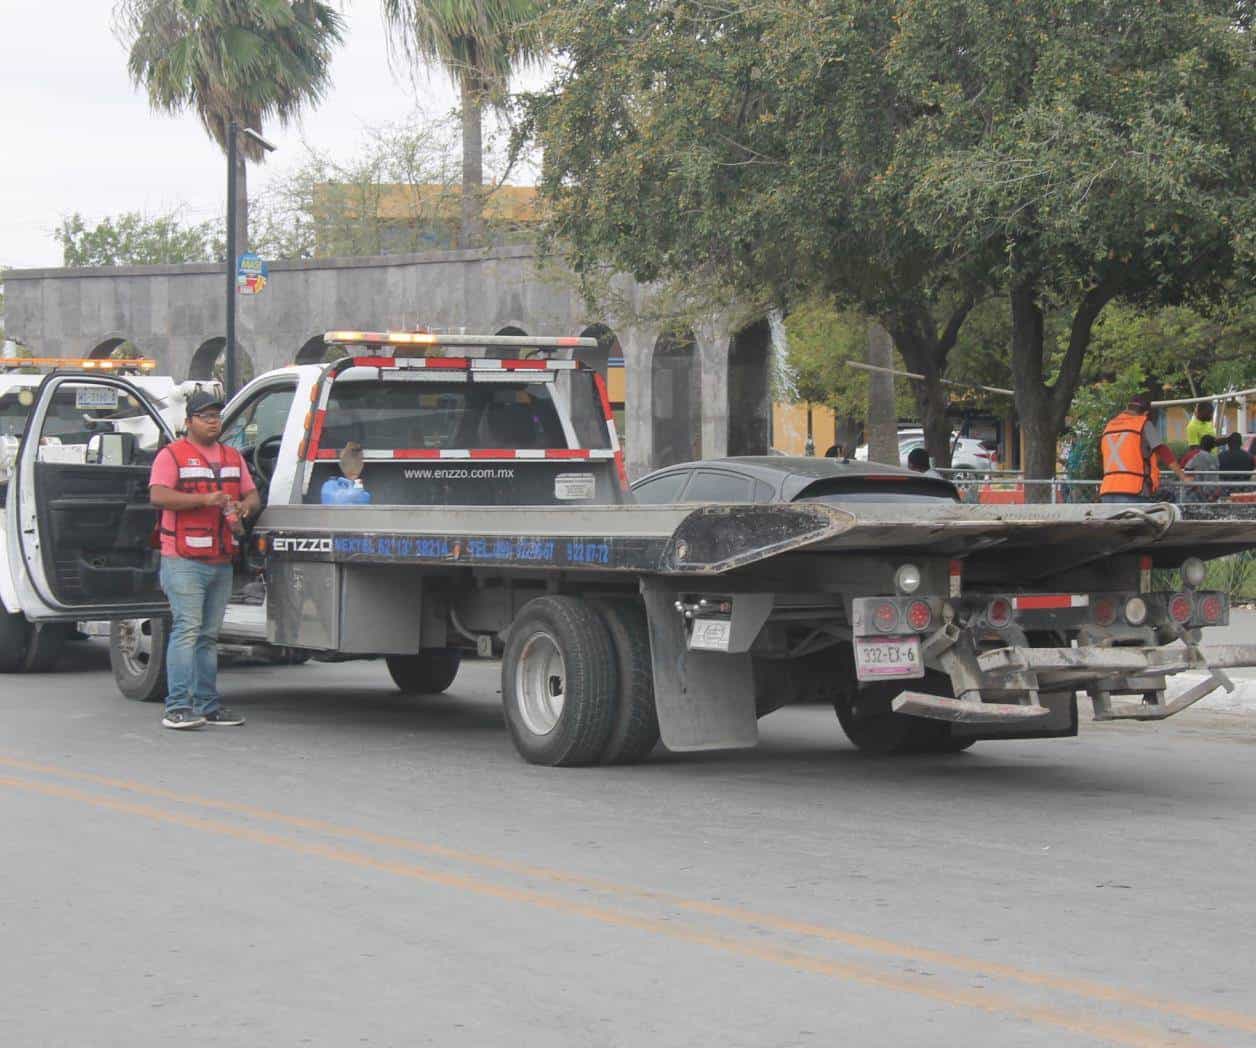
left=382, top=0, right=543, bottom=248
left=117, top=0, right=345, bottom=254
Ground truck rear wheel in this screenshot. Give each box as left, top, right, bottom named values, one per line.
left=592, top=599, right=659, bottom=764
left=502, top=596, right=614, bottom=767
left=0, top=611, right=31, bottom=673
left=835, top=671, right=973, bottom=756
left=110, top=618, right=168, bottom=702
left=386, top=650, right=461, bottom=694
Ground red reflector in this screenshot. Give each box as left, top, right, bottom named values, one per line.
left=873, top=602, right=899, bottom=632
left=906, top=601, right=932, bottom=631
left=1169, top=594, right=1193, bottom=624
left=1013, top=594, right=1074, bottom=611
left=986, top=598, right=1013, bottom=628
left=1093, top=597, right=1118, bottom=627
left=1200, top=595, right=1224, bottom=624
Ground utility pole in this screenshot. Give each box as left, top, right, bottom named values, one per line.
left=225, top=120, right=239, bottom=397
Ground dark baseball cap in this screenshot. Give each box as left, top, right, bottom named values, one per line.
left=1127, top=393, right=1152, bottom=412
left=186, top=390, right=225, bottom=417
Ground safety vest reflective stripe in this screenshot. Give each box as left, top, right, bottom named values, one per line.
left=1100, top=413, right=1158, bottom=496
left=218, top=466, right=242, bottom=479
left=183, top=535, right=215, bottom=548
left=177, top=466, right=216, bottom=480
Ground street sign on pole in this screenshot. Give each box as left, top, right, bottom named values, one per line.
left=236, top=252, right=268, bottom=295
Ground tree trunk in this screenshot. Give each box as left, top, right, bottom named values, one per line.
left=865, top=321, right=899, bottom=466
left=885, top=299, right=974, bottom=471
left=1009, top=278, right=1114, bottom=502
left=460, top=74, right=484, bottom=249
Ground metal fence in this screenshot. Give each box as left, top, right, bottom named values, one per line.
left=933, top=469, right=1256, bottom=505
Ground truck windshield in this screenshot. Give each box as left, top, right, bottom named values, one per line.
left=322, top=380, right=569, bottom=451
left=0, top=386, right=152, bottom=444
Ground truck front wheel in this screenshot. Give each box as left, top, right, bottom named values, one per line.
left=502, top=596, right=614, bottom=767
left=386, top=650, right=461, bottom=694
left=110, top=618, right=168, bottom=702
left=0, top=611, right=31, bottom=673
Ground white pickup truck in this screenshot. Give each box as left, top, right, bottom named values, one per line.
left=0, top=359, right=220, bottom=671
left=7, top=332, right=1256, bottom=765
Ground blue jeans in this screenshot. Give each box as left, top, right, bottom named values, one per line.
left=159, top=557, right=233, bottom=715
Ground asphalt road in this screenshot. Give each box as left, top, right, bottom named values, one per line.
left=2, top=640, right=1255, bottom=1047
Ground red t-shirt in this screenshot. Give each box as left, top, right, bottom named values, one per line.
left=149, top=442, right=256, bottom=559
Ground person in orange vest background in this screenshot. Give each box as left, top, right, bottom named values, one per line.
left=149, top=391, right=261, bottom=730
left=1099, top=393, right=1189, bottom=504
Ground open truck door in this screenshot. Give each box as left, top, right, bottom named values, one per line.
left=4, top=372, right=174, bottom=621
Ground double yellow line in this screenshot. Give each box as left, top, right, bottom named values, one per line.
left=1, top=755, right=1248, bottom=1047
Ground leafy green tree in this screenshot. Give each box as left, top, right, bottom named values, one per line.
left=54, top=210, right=219, bottom=267
left=893, top=0, right=1255, bottom=489
left=525, top=0, right=986, bottom=467
left=527, top=1, right=1252, bottom=480
left=116, top=0, right=344, bottom=254
left=382, top=0, right=543, bottom=247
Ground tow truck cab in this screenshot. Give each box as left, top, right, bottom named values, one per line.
left=0, top=358, right=220, bottom=672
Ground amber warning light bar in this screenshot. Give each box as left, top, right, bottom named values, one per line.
left=322, top=331, right=597, bottom=350
left=0, top=357, right=157, bottom=371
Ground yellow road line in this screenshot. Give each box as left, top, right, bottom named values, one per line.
left=5, top=755, right=1252, bottom=1036
left=0, top=770, right=1208, bottom=1048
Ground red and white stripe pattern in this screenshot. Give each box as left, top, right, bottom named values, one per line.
left=311, top=448, right=617, bottom=461
left=593, top=371, right=630, bottom=492
left=1011, top=594, right=1089, bottom=611
left=300, top=356, right=614, bottom=494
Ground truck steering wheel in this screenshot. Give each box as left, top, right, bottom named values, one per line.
left=253, top=434, right=284, bottom=486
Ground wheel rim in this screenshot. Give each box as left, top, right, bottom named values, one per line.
left=515, top=631, right=566, bottom=736
left=116, top=619, right=155, bottom=677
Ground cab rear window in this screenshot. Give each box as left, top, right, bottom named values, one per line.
left=322, top=381, right=568, bottom=451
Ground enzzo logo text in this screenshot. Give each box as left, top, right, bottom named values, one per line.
left=270, top=536, right=333, bottom=553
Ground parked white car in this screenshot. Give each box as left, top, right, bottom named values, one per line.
left=854, top=429, right=998, bottom=471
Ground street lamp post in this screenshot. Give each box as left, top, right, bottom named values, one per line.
left=224, top=123, right=275, bottom=397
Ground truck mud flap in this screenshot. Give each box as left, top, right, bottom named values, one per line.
left=640, top=580, right=757, bottom=751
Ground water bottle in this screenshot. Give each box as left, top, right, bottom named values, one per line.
left=320, top=475, right=372, bottom=505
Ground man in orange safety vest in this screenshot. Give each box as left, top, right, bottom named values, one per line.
left=1099, top=394, right=1188, bottom=504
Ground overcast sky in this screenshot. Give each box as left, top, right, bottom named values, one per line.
left=0, top=0, right=512, bottom=270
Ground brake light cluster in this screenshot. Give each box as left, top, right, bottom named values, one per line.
left=869, top=599, right=934, bottom=633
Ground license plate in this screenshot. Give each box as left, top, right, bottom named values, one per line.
left=854, top=635, right=924, bottom=681
left=688, top=618, right=732, bottom=652
left=75, top=387, right=119, bottom=409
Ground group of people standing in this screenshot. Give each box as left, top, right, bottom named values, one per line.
left=1100, top=397, right=1254, bottom=504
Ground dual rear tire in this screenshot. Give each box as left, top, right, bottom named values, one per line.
left=502, top=596, right=659, bottom=767
left=834, top=670, right=974, bottom=755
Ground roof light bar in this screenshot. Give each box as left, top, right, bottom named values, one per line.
left=0, top=357, right=158, bottom=370
left=323, top=331, right=597, bottom=349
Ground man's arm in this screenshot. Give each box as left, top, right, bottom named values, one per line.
left=150, top=485, right=231, bottom=510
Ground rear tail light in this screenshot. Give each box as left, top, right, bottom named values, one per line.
left=873, top=601, right=900, bottom=633
left=1092, top=597, right=1118, bottom=627
left=1199, top=594, right=1224, bottom=625
left=906, top=601, right=932, bottom=632
left=1168, top=593, right=1193, bottom=624
left=986, top=598, right=1012, bottom=629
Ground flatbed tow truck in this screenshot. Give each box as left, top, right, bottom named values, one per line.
left=7, top=331, right=1256, bottom=763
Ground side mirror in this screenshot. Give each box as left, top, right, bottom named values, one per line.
left=86, top=432, right=128, bottom=466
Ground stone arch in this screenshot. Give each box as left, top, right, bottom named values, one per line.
left=577, top=323, right=618, bottom=380
left=651, top=329, right=701, bottom=467
left=89, top=337, right=130, bottom=359
left=188, top=337, right=255, bottom=386
left=295, top=334, right=331, bottom=365
left=726, top=317, right=772, bottom=456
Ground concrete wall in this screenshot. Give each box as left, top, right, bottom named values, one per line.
left=4, top=245, right=772, bottom=476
